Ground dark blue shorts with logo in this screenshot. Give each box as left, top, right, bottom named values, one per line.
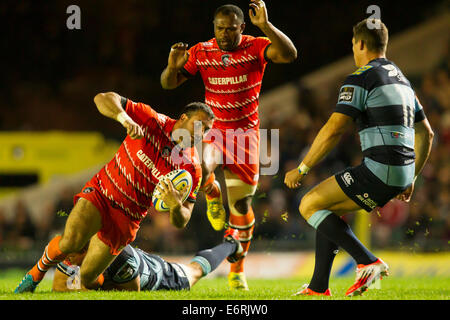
left=335, top=163, right=408, bottom=212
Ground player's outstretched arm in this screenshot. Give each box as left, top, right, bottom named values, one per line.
left=93, top=92, right=144, bottom=139
left=161, top=42, right=190, bottom=89
left=249, top=0, right=297, bottom=63
left=284, top=112, right=352, bottom=188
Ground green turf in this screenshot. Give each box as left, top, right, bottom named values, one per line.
left=1, top=269, right=449, bottom=300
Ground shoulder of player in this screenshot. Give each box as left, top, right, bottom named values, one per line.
left=347, top=59, right=411, bottom=90
left=343, top=61, right=382, bottom=88
left=191, top=38, right=217, bottom=52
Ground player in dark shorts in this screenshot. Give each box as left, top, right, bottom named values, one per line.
left=284, top=19, right=434, bottom=296
left=52, top=229, right=243, bottom=292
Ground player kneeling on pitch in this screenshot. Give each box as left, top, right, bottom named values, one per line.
left=284, top=18, right=434, bottom=296
left=53, top=229, right=243, bottom=292
left=15, top=92, right=214, bottom=293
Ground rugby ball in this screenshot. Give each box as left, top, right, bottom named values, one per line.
left=152, top=169, right=193, bottom=212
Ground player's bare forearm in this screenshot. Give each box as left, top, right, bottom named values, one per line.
left=258, top=22, right=297, bottom=63
left=169, top=202, right=193, bottom=229
left=161, top=66, right=184, bottom=89
left=413, top=118, right=434, bottom=178
left=93, top=91, right=123, bottom=120
left=302, top=113, right=351, bottom=168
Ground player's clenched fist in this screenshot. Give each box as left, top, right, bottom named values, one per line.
left=168, top=42, right=189, bottom=70
left=284, top=168, right=304, bottom=189
left=117, top=111, right=144, bottom=139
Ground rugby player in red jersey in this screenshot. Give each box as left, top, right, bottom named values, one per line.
left=161, top=1, right=297, bottom=290
left=15, top=92, right=214, bottom=293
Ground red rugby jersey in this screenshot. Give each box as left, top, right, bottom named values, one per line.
left=181, top=35, right=271, bottom=130
left=95, top=98, right=202, bottom=220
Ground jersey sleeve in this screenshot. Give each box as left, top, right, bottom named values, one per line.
left=186, top=164, right=202, bottom=203
left=334, top=75, right=369, bottom=120
left=180, top=43, right=200, bottom=78
left=122, top=97, right=158, bottom=125
left=413, top=95, right=426, bottom=123
left=253, top=37, right=272, bottom=64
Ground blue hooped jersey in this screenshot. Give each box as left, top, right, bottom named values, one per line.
left=335, top=58, right=426, bottom=188
left=104, top=245, right=189, bottom=291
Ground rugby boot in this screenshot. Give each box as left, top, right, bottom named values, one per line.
left=14, top=273, right=40, bottom=293
left=293, top=284, right=332, bottom=296
left=206, top=181, right=226, bottom=231
left=346, top=258, right=389, bottom=296
left=223, top=228, right=244, bottom=263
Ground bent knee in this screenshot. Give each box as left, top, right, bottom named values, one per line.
left=233, top=196, right=252, bottom=214
left=299, top=195, right=316, bottom=221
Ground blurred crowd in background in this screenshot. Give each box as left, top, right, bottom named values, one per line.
left=1, top=47, right=448, bottom=256
left=0, top=1, right=448, bottom=259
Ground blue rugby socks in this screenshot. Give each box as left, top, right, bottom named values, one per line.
left=308, top=210, right=377, bottom=266
left=191, top=241, right=237, bottom=276
left=308, top=230, right=339, bottom=293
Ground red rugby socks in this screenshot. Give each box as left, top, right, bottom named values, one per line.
left=28, top=235, right=67, bottom=282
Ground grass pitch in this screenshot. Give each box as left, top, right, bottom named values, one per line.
left=1, top=269, right=449, bottom=300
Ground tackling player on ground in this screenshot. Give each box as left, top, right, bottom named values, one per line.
left=15, top=92, right=214, bottom=293
left=284, top=19, right=434, bottom=296
left=53, top=229, right=243, bottom=292
left=161, top=1, right=297, bottom=290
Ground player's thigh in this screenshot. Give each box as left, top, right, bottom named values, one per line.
left=60, top=198, right=102, bottom=252
left=224, top=169, right=257, bottom=215
left=299, top=175, right=361, bottom=219
left=79, top=233, right=117, bottom=286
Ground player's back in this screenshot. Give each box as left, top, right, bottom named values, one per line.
left=104, top=245, right=189, bottom=291
left=336, top=58, right=425, bottom=188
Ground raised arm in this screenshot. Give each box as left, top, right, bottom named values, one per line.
left=93, top=92, right=144, bottom=139
left=249, top=0, right=297, bottom=63
left=160, top=42, right=190, bottom=89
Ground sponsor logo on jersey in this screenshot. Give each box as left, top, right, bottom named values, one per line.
left=208, top=74, right=248, bottom=85
left=341, top=171, right=354, bottom=186
left=352, top=65, right=373, bottom=75
left=356, top=193, right=377, bottom=210
left=382, top=64, right=407, bottom=83
left=338, top=87, right=355, bottom=103
left=136, top=149, right=162, bottom=179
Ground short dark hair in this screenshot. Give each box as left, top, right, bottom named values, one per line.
left=214, top=4, right=244, bottom=23
left=353, top=19, right=388, bottom=53
left=180, top=102, right=215, bottom=119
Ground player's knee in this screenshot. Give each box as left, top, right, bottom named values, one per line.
left=299, top=196, right=314, bottom=221
left=233, top=196, right=252, bottom=215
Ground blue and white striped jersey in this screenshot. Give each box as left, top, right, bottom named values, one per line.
left=335, top=58, right=426, bottom=187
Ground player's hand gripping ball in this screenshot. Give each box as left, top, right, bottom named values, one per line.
left=152, top=169, right=193, bottom=212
